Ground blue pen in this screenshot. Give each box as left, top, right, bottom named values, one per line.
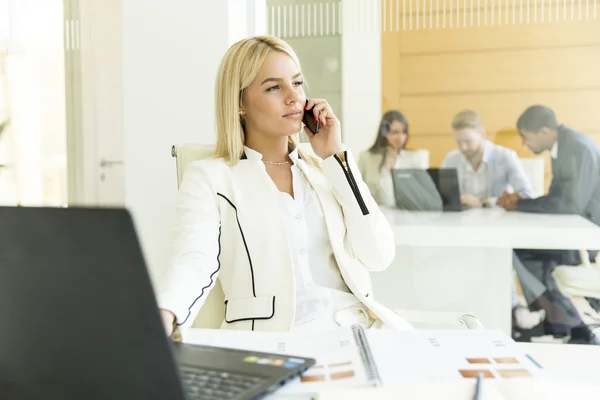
left=526, top=354, right=543, bottom=369
left=472, top=372, right=483, bottom=400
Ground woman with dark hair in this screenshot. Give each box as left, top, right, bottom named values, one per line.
left=358, top=110, right=429, bottom=207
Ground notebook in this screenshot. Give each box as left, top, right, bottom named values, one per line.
left=184, top=327, right=542, bottom=395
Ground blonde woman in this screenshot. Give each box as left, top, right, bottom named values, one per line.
left=358, top=110, right=429, bottom=207
left=157, top=36, right=411, bottom=337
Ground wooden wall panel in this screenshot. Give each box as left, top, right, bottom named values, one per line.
left=399, top=19, right=600, bottom=54
left=397, top=46, right=600, bottom=95
left=382, top=11, right=600, bottom=192
left=396, top=90, right=600, bottom=136
left=381, top=30, right=402, bottom=112
left=406, top=135, right=457, bottom=167
left=589, top=133, right=600, bottom=148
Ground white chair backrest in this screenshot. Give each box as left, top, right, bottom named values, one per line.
left=411, top=149, right=430, bottom=169
left=172, top=144, right=216, bottom=188
left=172, top=143, right=225, bottom=329
left=519, top=157, right=545, bottom=198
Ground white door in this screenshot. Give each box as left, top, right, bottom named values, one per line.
left=85, top=0, right=124, bottom=206
left=65, top=0, right=125, bottom=207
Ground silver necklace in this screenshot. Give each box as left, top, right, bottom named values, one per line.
left=262, top=160, right=290, bottom=166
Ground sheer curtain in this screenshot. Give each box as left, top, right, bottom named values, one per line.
left=0, top=54, right=19, bottom=205
left=0, top=0, right=67, bottom=206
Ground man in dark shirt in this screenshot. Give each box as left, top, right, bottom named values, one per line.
left=499, top=105, right=600, bottom=345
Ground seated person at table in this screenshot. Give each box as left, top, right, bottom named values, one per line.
left=358, top=110, right=429, bottom=207
left=498, top=105, right=600, bottom=345
left=441, top=110, right=534, bottom=208
left=157, top=35, right=412, bottom=339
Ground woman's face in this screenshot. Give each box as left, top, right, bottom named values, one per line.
left=241, top=51, right=306, bottom=139
left=386, top=120, right=408, bottom=150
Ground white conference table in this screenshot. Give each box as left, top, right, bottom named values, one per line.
left=371, top=208, right=600, bottom=335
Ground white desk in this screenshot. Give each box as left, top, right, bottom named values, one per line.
left=371, top=208, right=600, bottom=334
left=383, top=208, right=600, bottom=250
left=517, top=342, right=600, bottom=385
left=300, top=343, right=600, bottom=399
left=268, top=342, right=600, bottom=399
left=184, top=329, right=600, bottom=399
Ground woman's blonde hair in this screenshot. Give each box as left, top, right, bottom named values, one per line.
left=214, top=35, right=316, bottom=165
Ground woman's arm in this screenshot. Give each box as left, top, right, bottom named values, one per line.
left=156, top=162, right=221, bottom=332
left=322, top=150, right=395, bottom=272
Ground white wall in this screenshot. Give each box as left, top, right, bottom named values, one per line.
left=121, top=0, right=265, bottom=286
left=341, top=0, right=381, bottom=155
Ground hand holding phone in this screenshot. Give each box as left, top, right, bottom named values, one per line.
left=302, top=99, right=320, bottom=134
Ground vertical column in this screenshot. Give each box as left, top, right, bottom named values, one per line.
left=228, top=0, right=267, bottom=45
left=247, top=0, right=268, bottom=37
left=341, top=0, right=382, bottom=154
left=121, top=1, right=265, bottom=286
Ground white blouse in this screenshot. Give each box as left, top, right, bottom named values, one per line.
left=244, top=146, right=362, bottom=328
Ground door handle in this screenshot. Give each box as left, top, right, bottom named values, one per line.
left=100, top=159, right=124, bottom=168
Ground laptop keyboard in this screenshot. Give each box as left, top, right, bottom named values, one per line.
left=180, top=366, right=268, bottom=400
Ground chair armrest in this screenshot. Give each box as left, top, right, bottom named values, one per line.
left=393, top=309, right=485, bottom=330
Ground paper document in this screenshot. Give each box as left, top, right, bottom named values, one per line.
left=366, top=329, right=542, bottom=383
left=184, top=328, right=367, bottom=394
left=184, top=329, right=542, bottom=395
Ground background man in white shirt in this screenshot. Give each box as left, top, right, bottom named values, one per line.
left=442, top=110, right=534, bottom=208
left=442, top=110, right=545, bottom=335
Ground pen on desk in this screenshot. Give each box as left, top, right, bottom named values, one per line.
left=525, top=354, right=543, bottom=369
left=472, top=372, right=483, bottom=400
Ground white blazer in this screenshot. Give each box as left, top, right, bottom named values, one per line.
left=157, top=148, right=412, bottom=332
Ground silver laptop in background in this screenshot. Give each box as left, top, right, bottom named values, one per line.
left=391, top=168, right=465, bottom=212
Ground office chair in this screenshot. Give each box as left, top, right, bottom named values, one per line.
left=553, top=249, right=600, bottom=325
left=171, top=143, right=485, bottom=331
left=519, top=157, right=545, bottom=198
left=172, top=144, right=226, bottom=329
left=407, top=149, right=430, bottom=169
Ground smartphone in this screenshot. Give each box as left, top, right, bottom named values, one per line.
left=302, top=100, right=320, bottom=134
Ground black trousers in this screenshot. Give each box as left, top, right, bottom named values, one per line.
left=513, top=249, right=594, bottom=331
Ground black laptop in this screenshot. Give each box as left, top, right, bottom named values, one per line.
left=391, top=168, right=465, bottom=212
left=0, top=207, right=315, bottom=400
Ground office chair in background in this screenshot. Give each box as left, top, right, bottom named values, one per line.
left=171, top=144, right=226, bottom=329
left=553, top=249, right=600, bottom=327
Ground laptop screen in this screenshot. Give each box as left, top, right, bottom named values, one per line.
left=391, top=168, right=462, bottom=211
